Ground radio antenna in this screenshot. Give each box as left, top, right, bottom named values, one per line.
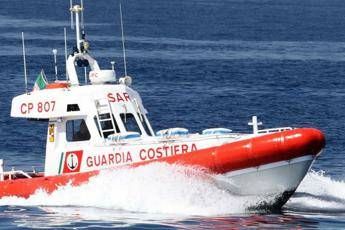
left=21, top=32, right=28, bottom=94
left=64, top=27, right=69, bottom=80
left=119, top=3, right=127, bottom=76
left=70, top=0, right=74, bottom=29
left=81, top=0, right=85, bottom=29
left=52, top=49, right=58, bottom=81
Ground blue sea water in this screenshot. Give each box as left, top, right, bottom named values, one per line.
left=1, top=0, right=345, bottom=228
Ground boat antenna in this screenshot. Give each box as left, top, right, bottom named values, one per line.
left=64, top=27, right=69, bottom=80
left=52, top=49, right=58, bottom=81
left=70, top=0, right=74, bottom=29
left=81, top=0, right=85, bottom=29
left=70, top=4, right=83, bottom=52
left=119, top=3, right=128, bottom=76
left=21, top=32, right=28, bottom=94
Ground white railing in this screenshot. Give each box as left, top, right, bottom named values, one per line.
left=257, top=127, right=293, bottom=134
left=0, top=159, right=33, bottom=181
left=6, top=170, right=32, bottom=181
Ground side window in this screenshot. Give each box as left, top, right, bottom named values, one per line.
left=120, top=113, right=141, bottom=134
left=66, top=119, right=91, bottom=142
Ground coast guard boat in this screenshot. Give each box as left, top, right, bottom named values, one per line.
left=1, top=2, right=325, bottom=209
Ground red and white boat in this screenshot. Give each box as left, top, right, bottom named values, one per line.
left=1, top=2, right=325, bottom=209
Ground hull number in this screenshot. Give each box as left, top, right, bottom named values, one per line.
left=21, top=101, right=56, bottom=114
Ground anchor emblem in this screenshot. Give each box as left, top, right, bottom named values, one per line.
left=62, top=150, right=83, bottom=173
left=66, top=153, right=79, bottom=171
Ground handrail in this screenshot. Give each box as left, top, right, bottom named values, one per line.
left=1, top=170, right=33, bottom=181
left=257, top=127, right=293, bottom=134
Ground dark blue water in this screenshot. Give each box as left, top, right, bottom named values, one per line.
left=1, top=0, right=345, bottom=228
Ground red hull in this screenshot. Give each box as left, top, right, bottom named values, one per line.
left=0, top=128, right=325, bottom=198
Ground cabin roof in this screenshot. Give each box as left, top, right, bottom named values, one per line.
left=11, top=84, right=147, bottom=119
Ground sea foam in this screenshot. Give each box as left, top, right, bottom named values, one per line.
left=287, top=170, right=345, bottom=212
left=0, top=164, right=343, bottom=215
left=0, top=163, right=264, bottom=215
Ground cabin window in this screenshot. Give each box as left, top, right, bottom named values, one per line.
left=94, top=115, right=120, bottom=138
left=67, top=104, right=80, bottom=112
left=120, top=113, right=141, bottom=134
left=66, top=119, right=91, bottom=142
left=140, top=115, right=153, bottom=136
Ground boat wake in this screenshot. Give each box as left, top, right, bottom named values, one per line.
left=286, top=170, right=345, bottom=213
left=0, top=164, right=343, bottom=216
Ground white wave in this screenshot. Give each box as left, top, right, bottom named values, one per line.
left=287, top=170, right=345, bottom=212
left=2, top=165, right=343, bottom=216
left=0, top=163, right=265, bottom=216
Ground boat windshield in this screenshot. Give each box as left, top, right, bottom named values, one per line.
left=120, top=113, right=153, bottom=136
left=141, top=115, right=153, bottom=136
left=120, top=113, right=142, bottom=134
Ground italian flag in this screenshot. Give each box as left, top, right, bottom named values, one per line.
left=33, top=70, right=48, bottom=91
